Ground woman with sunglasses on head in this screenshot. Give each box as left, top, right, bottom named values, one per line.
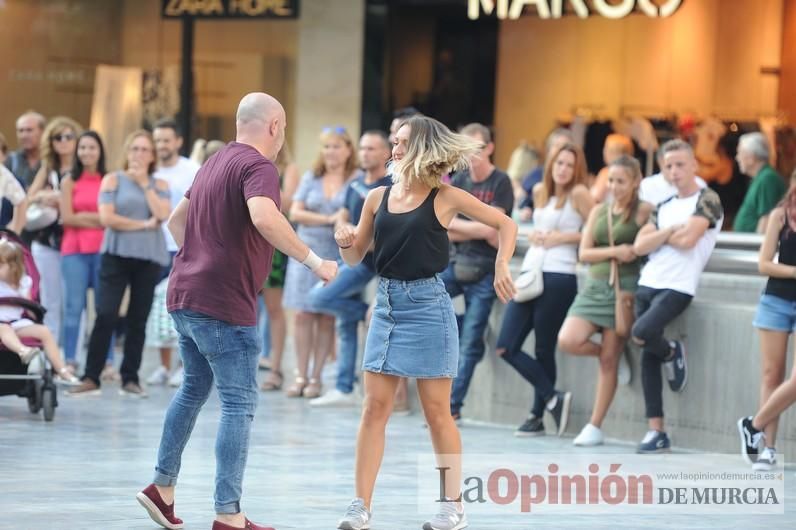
left=282, top=127, right=356, bottom=399
left=335, top=116, right=516, bottom=530
left=26, top=116, right=83, bottom=344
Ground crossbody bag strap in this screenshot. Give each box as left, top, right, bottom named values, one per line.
left=606, top=203, right=619, bottom=289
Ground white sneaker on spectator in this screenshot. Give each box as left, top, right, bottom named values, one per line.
left=573, top=423, right=604, bottom=446
left=168, top=367, right=184, bottom=387
left=618, top=345, right=632, bottom=386
left=146, top=365, right=169, bottom=386
left=309, top=389, right=359, bottom=407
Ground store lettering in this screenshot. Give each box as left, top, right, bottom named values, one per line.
left=162, top=0, right=296, bottom=18
left=467, top=0, right=682, bottom=20
left=164, top=0, right=224, bottom=16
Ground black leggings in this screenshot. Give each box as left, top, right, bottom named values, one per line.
left=632, top=286, right=692, bottom=419
left=496, top=273, right=578, bottom=418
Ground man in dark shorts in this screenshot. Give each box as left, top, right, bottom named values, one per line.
left=136, top=92, right=337, bottom=530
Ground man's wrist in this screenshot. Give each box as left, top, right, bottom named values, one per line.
left=301, top=249, right=323, bottom=272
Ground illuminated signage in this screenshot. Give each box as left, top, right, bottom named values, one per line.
left=162, top=0, right=299, bottom=19
left=468, top=0, right=682, bottom=20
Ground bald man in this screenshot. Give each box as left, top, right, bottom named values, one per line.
left=137, top=93, right=337, bottom=530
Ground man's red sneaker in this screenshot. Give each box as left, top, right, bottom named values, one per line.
left=211, top=518, right=275, bottom=530
left=135, top=484, right=184, bottom=530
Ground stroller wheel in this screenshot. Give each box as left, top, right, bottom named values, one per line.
left=42, top=387, right=55, bottom=421
left=27, top=380, right=42, bottom=414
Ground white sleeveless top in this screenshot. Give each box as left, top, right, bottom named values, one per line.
left=532, top=196, right=584, bottom=274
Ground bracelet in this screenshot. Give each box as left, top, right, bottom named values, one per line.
left=338, top=243, right=353, bottom=250
left=301, top=249, right=323, bottom=272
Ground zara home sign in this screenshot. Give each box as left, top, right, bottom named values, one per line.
left=468, top=0, right=682, bottom=20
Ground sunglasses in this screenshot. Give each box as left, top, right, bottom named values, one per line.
left=322, top=126, right=347, bottom=135
left=53, top=133, right=76, bottom=142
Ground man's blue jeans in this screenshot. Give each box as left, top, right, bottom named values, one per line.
left=308, top=262, right=374, bottom=393
left=441, top=264, right=497, bottom=415
left=154, top=309, right=260, bottom=514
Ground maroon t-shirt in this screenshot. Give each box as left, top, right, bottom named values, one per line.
left=167, top=142, right=281, bottom=326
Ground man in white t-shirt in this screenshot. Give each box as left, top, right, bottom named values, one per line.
left=147, top=119, right=200, bottom=388
left=632, top=139, right=723, bottom=454
left=639, top=145, right=708, bottom=207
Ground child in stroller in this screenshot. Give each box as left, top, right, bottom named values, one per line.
left=0, top=238, right=79, bottom=384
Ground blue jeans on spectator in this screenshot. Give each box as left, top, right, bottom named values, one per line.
left=61, top=252, right=114, bottom=364
left=257, top=296, right=271, bottom=359
left=154, top=309, right=260, bottom=514
left=308, top=262, right=374, bottom=394
left=496, top=272, right=578, bottom=418
left=441, top=264, right=497, bottom=416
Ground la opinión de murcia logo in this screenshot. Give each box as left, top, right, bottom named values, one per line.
left=468, top=0, right=683, bottom=20
left=436, top=463, right=781, bottom=512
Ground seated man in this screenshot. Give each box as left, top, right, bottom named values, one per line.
left=733, top=132, right=785, bottom=233
left=307, top=131, right=392, bottom=407
left=632, top=139, right=723, bottom=453
left=444, top=123, right=514, bottom=421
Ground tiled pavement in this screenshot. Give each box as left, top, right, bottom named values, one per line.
left=1, top=362, right=794, bottom=530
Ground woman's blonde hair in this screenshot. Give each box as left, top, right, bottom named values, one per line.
left=0, top=239, right=26, bottom=289
left=122, top=129, right=156, bottom=175
left=312, top=128, right=358, bottom=177
left=537, top=142, right=588, bottom=208
left=40, top=116, right=83, bottom=173
left=391, top=116, right=482, bottom=189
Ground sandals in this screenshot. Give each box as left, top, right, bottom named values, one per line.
left=56, top=367, right=81, bottom=385
left=303, top=378, right=322, bottom=399
left=19, top=347, right=42, bottom=365
left=285, top=376, right=307, bottom=397
left=260, top=370, right=283, bottom=391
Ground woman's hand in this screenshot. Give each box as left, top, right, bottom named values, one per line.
left=143, top=216, right=159, bottom=230
left=528, top=230, right=545, bottom=247
left=494, top=260, right=516, bottom=304
left=334, top=224, right=356, bottom=249
left=542, top=230, right=564, bottom=249
left=614, top=244, right=637, bottom=263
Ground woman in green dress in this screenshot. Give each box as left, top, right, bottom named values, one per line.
left=557, top=155, right=652, bottom=446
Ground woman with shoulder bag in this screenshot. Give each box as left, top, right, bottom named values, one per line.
left=25, top=116, right=82, bottom=342
left=495, top=143, right=594, bottom=438
left=557, top=155, right=652, bottom=446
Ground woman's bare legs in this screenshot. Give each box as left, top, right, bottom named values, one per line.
left=417, top=378, right=462, bottom=503
left=355, top=372, right=400, bottom=509
left=753, top=330, right=794, bottom=444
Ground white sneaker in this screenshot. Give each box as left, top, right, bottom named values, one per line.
left=168, top=367, right=184, bottom=387
left=573, top=423, right=604, bottom=446
left=617, top=345, right=632, bottom=386
left=309, top=389, right=359, bottom=407
left=753, top=447, right=777, bottom=471
left=146, top=365, right=169, bottom=386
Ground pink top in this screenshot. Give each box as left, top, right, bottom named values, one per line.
left=61, top=172, right=104, bottom=256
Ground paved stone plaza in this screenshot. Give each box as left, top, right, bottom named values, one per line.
left=1, top=360, right=795, bottom=530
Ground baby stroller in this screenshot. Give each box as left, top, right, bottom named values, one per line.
left=0, top=228, right=57, bottom=421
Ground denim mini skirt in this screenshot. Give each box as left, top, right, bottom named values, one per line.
left=362, top=275, right=459, bottom=378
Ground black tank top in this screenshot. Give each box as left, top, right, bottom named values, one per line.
left=765, top=224, right=796, bottom=301
left=373, top=186, right=449, bottom=280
